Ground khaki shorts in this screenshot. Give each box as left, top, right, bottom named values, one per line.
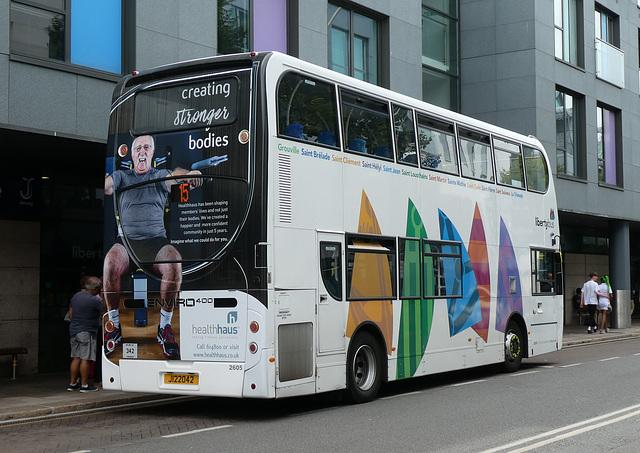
left=70, top=331, right=97, bottom=361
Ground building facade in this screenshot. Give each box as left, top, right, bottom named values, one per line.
left=0, top=0, right=638, bottom=375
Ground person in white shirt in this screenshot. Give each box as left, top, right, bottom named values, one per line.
left=580, top=271, right=599, bottom=334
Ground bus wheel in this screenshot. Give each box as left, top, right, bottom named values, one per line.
left=501, top=321, right=523, bottom=373
left=346, top=332, right=382, bottom=403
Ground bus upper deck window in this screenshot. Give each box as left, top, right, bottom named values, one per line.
left=458, top=128, right=494, bottom=182
left=340, top=89, right=392, bottom=159
left=494, top=137, right=524, bottom=189
left=523, top=146, right=549, bottom=193
left=277, top=73, right=339, bottom=148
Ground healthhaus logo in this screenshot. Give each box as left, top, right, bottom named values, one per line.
left=227, top=311, right=238, bottom=323
left=191, top=311, right=239, bottom=336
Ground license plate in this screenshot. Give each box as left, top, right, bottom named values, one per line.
left=163, top=373, right=199, bottom=385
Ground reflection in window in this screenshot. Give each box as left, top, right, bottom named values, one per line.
left=417, top=114, right=458, bottom=174
left=347, top=236, right=396, bottom=300
left=423, top=240, right=462, bottom=299
left=597, top=105, right=619, bottom=186
left=320, top=242, right=342, bottom=301
left=494, top=138, right=524, bottom=188
left=554, top=0, right=582, bottom=67
left=10, top=0, right=122, bottom=73
left=328, top=3, right=378, bottom=84
left=393, top=105, right=418, bottom=165
left=524, top=147, right=549, bottom=193
left=217, top=0, right=250, bottom=54
left=422, top=1, right=459, bottom=110
left=341, top=89, right=392, bottom=158
left=556, top=88, right=579, bottom=177
left=458, top=128, right=493, bottom=182
left=278, top=73, right=339, bottom=147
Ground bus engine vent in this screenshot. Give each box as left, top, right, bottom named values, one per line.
left=278, top=322, right=313, bottom=382
left=278, top=153, right=292, bottom=223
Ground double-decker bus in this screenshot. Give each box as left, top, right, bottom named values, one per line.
left=102, top=51, right=563, bottom=403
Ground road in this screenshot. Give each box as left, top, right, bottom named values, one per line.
left=3, top=338, right=640, bottom=453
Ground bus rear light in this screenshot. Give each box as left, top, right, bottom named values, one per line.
left=250, top=321, right=259, bottom=333
left=249, top=342, right=258, bottom=354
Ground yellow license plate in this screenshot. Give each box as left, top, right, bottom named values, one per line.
left=163, top=373, right=199, bottom=385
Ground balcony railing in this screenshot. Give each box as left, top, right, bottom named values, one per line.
left=595, top=38, right=624, bottom=88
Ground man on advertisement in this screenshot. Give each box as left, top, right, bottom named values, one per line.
left=103, top=134, right=202, bottom=359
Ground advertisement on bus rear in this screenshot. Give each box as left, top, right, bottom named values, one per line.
left=102, top=69, right=253, bottom=363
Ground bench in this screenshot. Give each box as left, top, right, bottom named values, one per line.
left=0, top=347, right=28, bottom=379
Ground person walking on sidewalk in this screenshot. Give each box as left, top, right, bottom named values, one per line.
left=597, top=275, right=613, bottom=334
left=67, top=276, right=103, bottom=392
left=580, top=271, right=599, bottom=334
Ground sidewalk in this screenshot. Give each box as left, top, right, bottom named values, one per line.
left=2, top=320, right=640, bottom=424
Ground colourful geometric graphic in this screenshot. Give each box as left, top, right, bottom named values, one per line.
left=396, top=199, right=434, bottom=379
left=495, top=217, right=522, bottom=333
left=439, top=209, right=482, bottom=336
left=468, top=204, right=491, bottom=342
left=346, top=190, right=394, bottom=356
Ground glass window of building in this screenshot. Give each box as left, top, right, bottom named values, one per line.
left=597, top=104, right=620, bottom=186
left=422, top=0, right=459, bottom=111
left=595, top=5, right=618, bottom=46
left=328, top=3, right=379, bottom=84
left=555, top=88, right=584, bottom=178
left=218, top=0, right=250, bottom=54
left=9, top=0, right=122, bottom=74
left=554, top=0, right=583, bottom=67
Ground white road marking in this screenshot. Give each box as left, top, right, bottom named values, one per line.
left=381, top=391, right=424, bottom=399
left=599, top=356, right=620, bottom=362
left=162, top=424, right=233, bottom=438
left=511, top=370, right=539, bottom=377
left=450, top=380, right=486, bottom=387
left=476, top=403, right=640, bottom=453
left=560, top=363, right=582, bottom=367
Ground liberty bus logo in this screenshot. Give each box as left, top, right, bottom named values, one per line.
left=227, top=311, right=238, bottom=323
left=535, top=208, right=556, bottom=229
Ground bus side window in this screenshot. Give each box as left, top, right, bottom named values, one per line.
left=399, top=238, right=421, bottom=298
left=277, top=73, right=339, bottom=147
left=523, top=146, right=549, bottom=193
left=417, top=114, right=458, bottom=174
left=320, top=242, right=342, bottom=301
left=423, top=240, right=463, bottom=298
left=341, top=89, right=392, bottom=159
left=494, top=137, right=524, bottom=189
left=346, top=236, right=397, bottom=300
left=458, top=127, right=494, bottom=182
left=531, top=249, right=560, bottom=295
left=392, top=104, right=418, bottom=165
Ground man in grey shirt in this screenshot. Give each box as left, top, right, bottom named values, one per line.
left=103, top=134, right=201, bottom=359
left=68, top=276, right=103, bottom=392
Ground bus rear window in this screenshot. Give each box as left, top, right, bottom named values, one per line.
left=133, top=77, right=239, bottom=134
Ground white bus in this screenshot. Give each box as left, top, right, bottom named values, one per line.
left=102, top=51, right=563, bottom=403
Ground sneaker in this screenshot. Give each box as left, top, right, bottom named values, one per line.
left=587, top=327, right=592, bottom=334
left=104, top=321, right=123, bottom=356
left=594, top=326, right=598, bottom=332
left=606, top=328, right=609, bottom=333
left=600, top=330, right=604, bottom=334
left=157, top=324, right=180, bottom=359
left=79, top=385, right=99, bottom=392
left=67, top=383, right=80, bottom=391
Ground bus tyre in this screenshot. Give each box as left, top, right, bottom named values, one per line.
left=501, top=321, right=523, bottom=373
left=346, top=332, right=383, bottom=403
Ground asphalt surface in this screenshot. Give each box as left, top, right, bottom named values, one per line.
left=2, top=320, right=639, bottom=424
